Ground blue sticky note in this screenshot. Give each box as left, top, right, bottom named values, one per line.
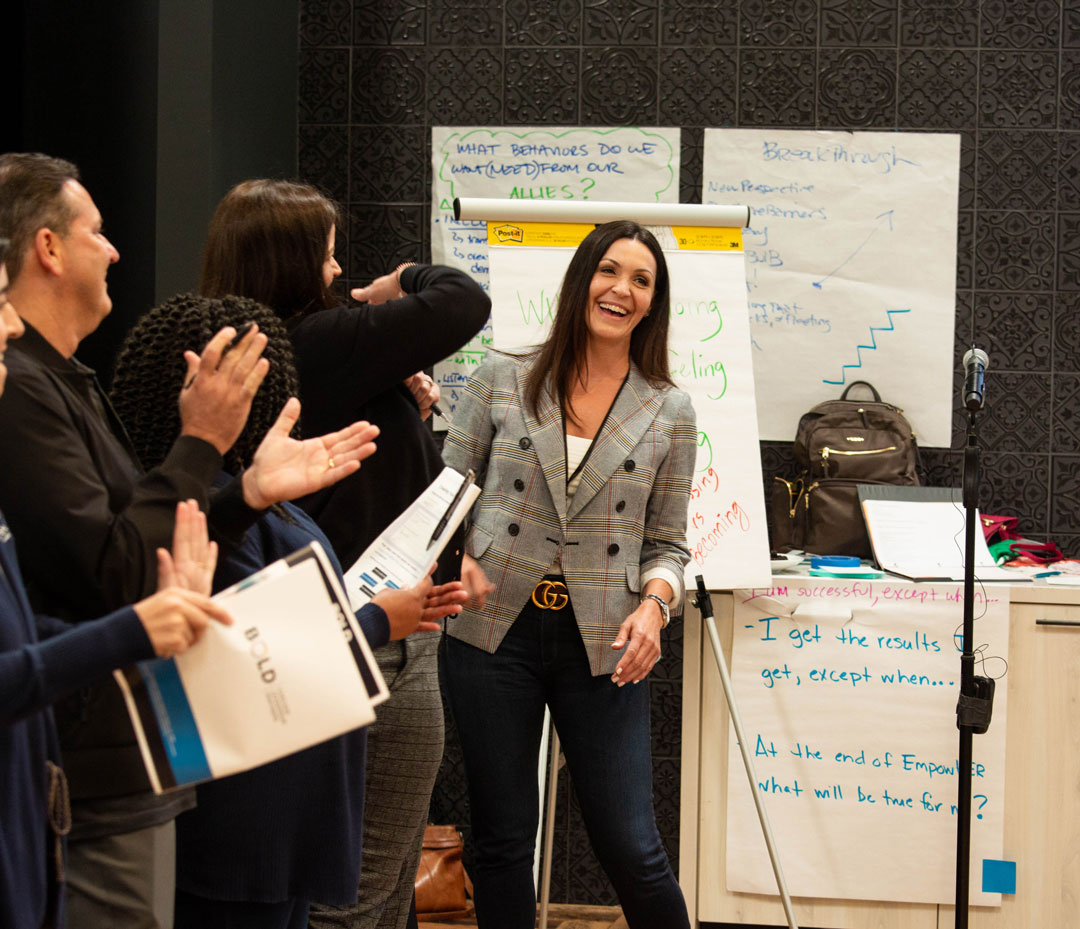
left=982, top=859, right=1016, bottom=894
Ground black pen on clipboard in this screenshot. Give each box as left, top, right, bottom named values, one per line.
left=428, top=469, right=475, bottom=549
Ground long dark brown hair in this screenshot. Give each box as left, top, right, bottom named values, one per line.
left=199, top=179, right=339, bottom=321
left=524, top=220, right=672, bottom=422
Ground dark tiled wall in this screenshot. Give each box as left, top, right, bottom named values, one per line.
left=297, top=0, right=1080, bottom=905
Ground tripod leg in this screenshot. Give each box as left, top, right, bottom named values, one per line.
left=704, top=612, right=800, bottom=929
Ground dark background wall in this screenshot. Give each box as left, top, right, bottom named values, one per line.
left=296, top=0, right=1080, bottom=907
left=12, top=0, right=298, bottom=382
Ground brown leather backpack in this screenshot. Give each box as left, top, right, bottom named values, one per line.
left=771, top=380, right=920, bottom=557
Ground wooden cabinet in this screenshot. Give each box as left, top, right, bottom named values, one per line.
left=678, top=585, right=1080, bottom=928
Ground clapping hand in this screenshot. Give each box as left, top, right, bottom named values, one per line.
left=137, top=500, right=232, bottom=659
left=240, top=398, right=379, bottom=510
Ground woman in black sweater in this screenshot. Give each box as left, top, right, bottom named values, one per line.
left=199, top=179, right=490, bottom=929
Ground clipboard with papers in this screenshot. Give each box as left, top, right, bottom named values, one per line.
left=115, top=467, right=480, bottom=794
left=857, top=484, right=1027, bottom=582
left=115, top=542, right=383, bottom=794
left=341, top=466, right=479, bottom=611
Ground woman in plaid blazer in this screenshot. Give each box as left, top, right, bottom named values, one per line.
left=442, top=221, right=696, bottom=929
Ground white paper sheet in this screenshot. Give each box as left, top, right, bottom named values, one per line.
left=342, top=466, right=479, bottom=612
left=702, top=129, right=960, bottom=447
left=862, top=499, right=1025, bottom=582
left=727, top=578, right=1007, bottom=905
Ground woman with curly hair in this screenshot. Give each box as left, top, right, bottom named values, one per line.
left=199, top=179, right=490, bottom=929
left=110, top=292, right=466, bottom=929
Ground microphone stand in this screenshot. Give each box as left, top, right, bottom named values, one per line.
left=954, top=405, right=994, bottom=927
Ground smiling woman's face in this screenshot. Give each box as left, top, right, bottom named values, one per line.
left=585, top=237, right=657, bottom=349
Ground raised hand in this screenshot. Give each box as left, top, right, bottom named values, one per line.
left=179, top=324, right=269, bottom=454
left=350, top=262, right=414, bottom=305
left=156, top=499, right=218, bottom=596
left=241, top=397, right=379, bottom=510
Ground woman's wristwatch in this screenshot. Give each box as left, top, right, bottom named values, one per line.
left=641, top=593, right=670, bottom=628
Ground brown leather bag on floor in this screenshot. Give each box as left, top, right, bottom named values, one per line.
left=414, top=825, right=474, bottom=920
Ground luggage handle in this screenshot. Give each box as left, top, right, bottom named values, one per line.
left=839, top=380, right=881, bottom=402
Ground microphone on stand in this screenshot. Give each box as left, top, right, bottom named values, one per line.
left=962, top=347, right=988, bottom=413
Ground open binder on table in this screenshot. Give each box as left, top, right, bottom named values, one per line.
left=857, top=485, right=1027, bottom=583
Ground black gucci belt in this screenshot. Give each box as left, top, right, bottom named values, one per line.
left=531, top=578, right=569, bottom=610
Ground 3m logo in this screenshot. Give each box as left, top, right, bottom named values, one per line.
left=494, top=223, right=523, bottom=243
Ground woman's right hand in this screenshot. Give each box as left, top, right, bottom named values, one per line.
left=350, top=262, right=414, bottom=305
left=461, top=554, right=494, bottom=610
left=134, top=589, right=233, bottom=659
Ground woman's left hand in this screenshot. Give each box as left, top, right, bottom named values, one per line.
left=404, top=372, right=440, bottom=421
left=156, top=499, right=218, bottom=596
left=241, top=398, right=380, bottom=509
left=610, top=599, right=665, bottom=685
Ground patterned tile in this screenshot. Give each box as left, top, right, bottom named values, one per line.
left=740, top=0, right=818, bottom=46
left=650, top=680, right=682, bottom=759
left=821, top=0, right=897, bottom=46
left=427, top=0, right=502, bottom=45
left=974, top=371, right=1051, bottom=452
left=1062, top=52, right=1080, bottom=130
left=897, top=49, right=978, bottom=129
left=1059, top=213, right=1080, bottom=290
left=353, top=0, right=426, bottom=44
left=1068, top=8, right=1080, bottom=47
left=956, top=209, right=973, bottom=290
left=739, top=49, right=817, bottom=126
left=298, top=124, right=350, bottom=204
left=976, top=130, right=1058, bottom=210
left=301, top=0, right=352, bottom=45
left=581, top=48, right=658, bottom=125
left=977, top=451, right=1050, bottom=527
left=1052, top=375, right=1080, bottom=453
left=566, top=802, right=615, bottom=904
left=680, top=126, right=704, bottom=204
left=981, top=0, right=1060, bottom=50
left=426, top=47, right=502, bottom=125
left=346, top=204, right=424, bottom=280
left=920, top=446, right=963, bottom=484
left=351, top=48, right=426, bottom=123
left=1054, top=293, right=1080, bottom=371
left=957, top=130, right=976, bottom=210
left=1051, top=456, right=1080, bottom=534
left=504, top=49, right=580, bottom=125
left=900, top=0, right=978, bottom=47
left=1053, top=532, right=1080, bottom=557
left=818, top=48, right=896, bottom=128
left=584, top=0, right=658, bottom=45
left=974, top=210, right=1056, bottom=291
left=505, top=0, right=581, bottom=45
left=299, top=47, right=350, bottom=124
left=653, top=757, right=683, bottom=838
left=661, top=0, right=738, bottom=45
left=972, top=292, right=1053, bottom=372
left=658, top=48, right=737, bottom=128
left=349, top=125, right=426, bottom=202
left=979, top=51, right=1059, bottom=129
left=1060, top=133, right=1080, bottom=211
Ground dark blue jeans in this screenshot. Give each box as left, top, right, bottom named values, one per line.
left=442, top=595, right=689, bottom=929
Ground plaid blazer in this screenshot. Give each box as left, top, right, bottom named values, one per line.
left=443, top=351, right=696, bottom=676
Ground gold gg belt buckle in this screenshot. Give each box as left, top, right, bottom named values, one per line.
left=531, top=579, right=569, bottom=610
